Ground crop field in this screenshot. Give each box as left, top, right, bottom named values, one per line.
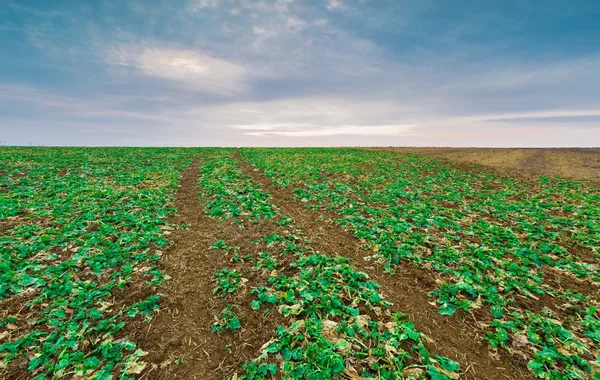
left=1, top=147, right=599, bottom=380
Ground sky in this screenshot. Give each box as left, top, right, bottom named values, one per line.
left=0, top=0, right=599, bottom=147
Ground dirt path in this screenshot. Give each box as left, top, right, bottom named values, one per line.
left=234, top=152, right=532, bottom=380
left=132, top=157, right=278, bottom=379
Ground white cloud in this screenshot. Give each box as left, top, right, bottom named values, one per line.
left=326, top=0, right=344, bottom=10
left=239, top=124, right=415, bottom=137
left=476, top=109, right=600, bottom=122
left=2, top=83, right=599, bottom=146
left=252, top=26, right=277, bottom=39
left=106, top=46, right=247, bottom=95
left=286, top=16, right=306, bottom=31
left=187, top=0, right=220, bottom=11
left=436, top=109, right=600, bottom=125
left=189, top=97, right=422, bottom=137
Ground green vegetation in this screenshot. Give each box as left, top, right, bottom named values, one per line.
left=199, top=149, right=276, bottom=222
left=0, top=147, right=194, bottom=379
left=212, top=305, right=242, bottom=333
left=3, top=147, right=598, bottom=379
left=199, top=149, right=460, bottom=379
left=213, top=269, right=247, bottom=297
left=240, top=148, right=600, bottom=379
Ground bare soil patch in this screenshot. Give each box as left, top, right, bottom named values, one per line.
left=369, top=147, right=600, bottom=181
left=569, top=245, right=599, bottom=265
left=518, top=150, right=548, bottom=176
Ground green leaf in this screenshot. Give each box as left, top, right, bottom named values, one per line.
left=265, top=363, right=278, bottom=375
left=438, top=303, right=457, bottom=316
left=83, top=356, right=101, bottom=369
left=436, top=355, right=460, bottom=373
left=228, top=317, right=241, bottom=331
left=27, top=356, right=44, bottom=371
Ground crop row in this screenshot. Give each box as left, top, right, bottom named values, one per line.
left=239, top=148, right=600, bottom=379
left=0, top=147, right=196, bottom=378
left=197, top=150, right=461, bottom=379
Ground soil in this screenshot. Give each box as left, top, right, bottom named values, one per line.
left=129, top=157, right=284, bottom=380
left=518, top=150, right=548, bottom=176
left=233, top=152, right=533, bottom=380
left=369, top=147, right=600, bottom=181
left=0, top=215, right=52, bottom=234
left=543, top=267, right=600, bottom=298
left=569, top=245, right=599, bottom=265
left=0, top=218, right=20, bottom=234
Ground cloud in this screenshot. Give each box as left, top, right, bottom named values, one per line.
left=286, top=16, right=306, bottom=31
left=187, top=0, right=220, bottom=11
left=5, top=2, right=63, bottom=17
left=443, top=57, right=600, bottom=93
left=106, top=46, right=248, bottom=95
left=3, top=1, right=600, bottom=146
left=196, top=97, right=421, bottom=137
left=237, top=124, right=414, bottom=137
left=0, top=84, right=180, bottom=124
left=486, top=115, right=600, bottom=125
left=452, top=109, right=600, bottom=124
left=2, top=83, right=599, bottom=147
left=326, top=0, right=344, bottom=11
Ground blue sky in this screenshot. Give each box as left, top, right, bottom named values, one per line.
left=1, top=0, right=599, bottom=146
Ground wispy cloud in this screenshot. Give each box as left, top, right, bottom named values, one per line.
left=486, top=115, right=600, bottom=125
left=238, top=124, right=415, bottom=137
left=5, top=2, right=64, bottom=17
left=106, top=46, right=248, bottom=95
left=326, top=0, right=345, bottom=11
left=187, top=0, right=220, bottom=11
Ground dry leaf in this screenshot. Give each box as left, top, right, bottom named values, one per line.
left=512, top=334, right=529, bottom=348
left=127, top=361, right=147, bottom=374
left=403, top=367, right=425, bottom=377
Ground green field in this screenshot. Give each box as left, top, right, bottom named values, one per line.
left=1, top=147, right=598, bottom=379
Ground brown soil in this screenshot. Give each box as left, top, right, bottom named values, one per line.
left=234, top=152, right=532, bottom=380
left=0, top=215, right=52, bottom=234
left=0, top=293, right=43, bottom=379
left=369, top=147, right=600, bottom=181
left=129, top=157, right=283, bottom=380
left=0, top=218, right=20, bottom=234
left=543, top=267, right=600, bottom=298
left=568, top=245, right=599, bottom=265
left=518, top=150, right=548, bottom=176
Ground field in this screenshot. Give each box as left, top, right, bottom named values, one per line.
left=372, top=148, right=600, bottom=181
left=1, top=147, right=599, bottom=380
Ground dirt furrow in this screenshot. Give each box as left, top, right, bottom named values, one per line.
left=234, top=152, right=532, bottom=380
left=132, top=157, right=279, bottom=380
